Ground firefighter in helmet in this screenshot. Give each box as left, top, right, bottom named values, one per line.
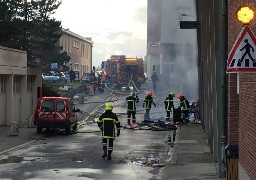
left=164, top=92, right=175, bottom=121
left=143, top=91, right=156, bottom=121
left=126, top=91, right=139, bottom=125
left=97, top=103, right=120, bottom=160
left=177, top=93, right=191, bottom=123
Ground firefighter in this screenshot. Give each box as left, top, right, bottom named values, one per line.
left=177, top=93, right=191, bottom=123
left=126, top=91, right=139, bottom=125
left=164, top=92, right=175, bottom=121
left=143, top=91, right=156, bottom=121
left=97, top=103, right=120, bottom=160
left=151, top=71, right=159, bottom=92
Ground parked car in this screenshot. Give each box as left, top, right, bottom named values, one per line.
left=33, top=97, right=80, bottom=135
left=42, top=71, right=67, bottom=83
left=81, top=72, right=92, bottom=83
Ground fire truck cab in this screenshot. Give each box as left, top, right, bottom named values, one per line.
left=33, top=97, right=80, bottom=135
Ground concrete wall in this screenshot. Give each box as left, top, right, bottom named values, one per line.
left=0, top=46, right=41, bottom=127
left=197, top=0, right=226, bottom=177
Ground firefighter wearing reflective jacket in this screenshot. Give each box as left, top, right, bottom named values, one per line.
left=97, top=103, right=120, bottom=160
left=143, top=91, right=156, bottom=120
left=126, top=91, right=139, bottom=125
left=164, top=92, right=175, bottom=121
left=177, top=93, right=191, bottom=123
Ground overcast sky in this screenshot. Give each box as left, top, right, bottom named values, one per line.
left=52, top=0, right=147, bottom=67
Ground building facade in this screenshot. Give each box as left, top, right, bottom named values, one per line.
left=59, top=29, right=93, bottom=79
left=198, top=0, right=256, bottom=179
left=147, top=0, right=198, bottom=99
left=227, top=1, right=256, bottom=179
left=149, top=0, right=256, bottom=178
left=0, top=46, right=41, bottom=127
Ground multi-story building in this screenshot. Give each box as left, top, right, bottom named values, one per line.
left=147, top=0, right=198, bottom=99
left=148, top=0, right=256, bottom=179
left=0, top=46, right=41, bottom=127
left=59, top=29, right=93, bottom=80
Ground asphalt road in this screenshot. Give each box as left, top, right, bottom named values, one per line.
left=0, top=83, right=173, bottom=180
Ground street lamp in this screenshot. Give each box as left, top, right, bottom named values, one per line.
left=237, top=6, right=254, bottom=24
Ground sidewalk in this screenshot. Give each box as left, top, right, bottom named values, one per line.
left=159, top=123, right=225, bottom=180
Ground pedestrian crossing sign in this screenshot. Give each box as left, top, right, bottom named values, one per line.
left=226, top=25, right=256, bottom=73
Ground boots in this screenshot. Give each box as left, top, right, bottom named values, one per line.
left=102, top=149, right=107, bottom=159
left=127, top=119, right=131, bottom=125
left=107, top=150, right=112, bottom=160
left=132, top=120, right=136, bottom=124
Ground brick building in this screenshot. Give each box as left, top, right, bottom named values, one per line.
left=227, top=1, right=256, bottom=179
left=59, top=29, right=93, bottom=80
left=198, top=0, right=256, bottom=179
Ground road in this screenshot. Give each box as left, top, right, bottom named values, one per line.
left=0, top=82, right=173, bottom=180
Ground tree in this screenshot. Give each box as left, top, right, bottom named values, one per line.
left=0, top=0, right=70, bottom=71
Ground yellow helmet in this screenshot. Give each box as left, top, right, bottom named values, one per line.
left=170, top=91, right=175, bottom=96
left=105, top=103, right=113, bottom=111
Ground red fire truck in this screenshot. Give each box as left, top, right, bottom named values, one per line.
left=102, top=55, right=146, bottom=90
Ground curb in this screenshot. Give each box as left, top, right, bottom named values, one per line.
left=0, top=140, right=37, bottom=155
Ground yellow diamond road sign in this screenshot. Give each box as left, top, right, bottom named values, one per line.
left=226, top=25, right=256, bottom=73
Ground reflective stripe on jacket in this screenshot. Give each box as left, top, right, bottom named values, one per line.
left=143, top=95, right=156, bottom=109
left=126, top=95, right=139, bottom=111
left=164, top=97, right=174, bottom=111
left=180, top=97, right=190, bottom=110
left=98, top=111, right=120, bottom=139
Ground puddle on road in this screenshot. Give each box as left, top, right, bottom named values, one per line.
left=72, top=158, right=83, bottom=163
left=0, top=156, right=23, bottom=164
left=0, top=156, right=39, bottom=164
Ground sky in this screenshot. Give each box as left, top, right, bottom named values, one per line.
left=52, top=0, right=147, bottom=67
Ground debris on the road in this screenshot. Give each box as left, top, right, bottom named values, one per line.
left=131, top=155, right=164, bottom=167
left=121, top=119, right=179, bottom=131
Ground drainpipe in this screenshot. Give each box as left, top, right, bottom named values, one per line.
left=220, top=0, right=228, bottom=177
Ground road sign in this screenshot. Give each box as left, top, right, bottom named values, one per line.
left=226, top=25, right=256, bottom=73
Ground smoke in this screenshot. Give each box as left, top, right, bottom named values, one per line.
left=148, top=0, right=198, bottom=101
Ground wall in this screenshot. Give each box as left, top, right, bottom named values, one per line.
left=0, top=46, right=41, bottom=127
left=197, top=0, right=227, bottom=176
left=228, top=0, right=256, bottom=179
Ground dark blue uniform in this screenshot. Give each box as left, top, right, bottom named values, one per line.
left=126, top=94, right=139, bottom=124
left=98, top=110, right=120, bottom=160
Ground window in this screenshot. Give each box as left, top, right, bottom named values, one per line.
left=85, top=44, right=89, bottom=58
left=69, top=37, right=72, bottom=53
left=73, top=39, right=80, bottom=49
left=82, top=65, right=86, bottom=73
left=74, top=63, right=79, bottom=71
left=13, top=76, right=20, bottom=92
left=41, top=100, right=55, bottom=112
left=56, top=101, right=65, bottom=112
left=27, top=75, right=33, bottom=91
left=0, top=75, right=5, bottom=93
left=87, top=44, right=90, bottom=58
left=81, top=43, right=85, bottom=57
